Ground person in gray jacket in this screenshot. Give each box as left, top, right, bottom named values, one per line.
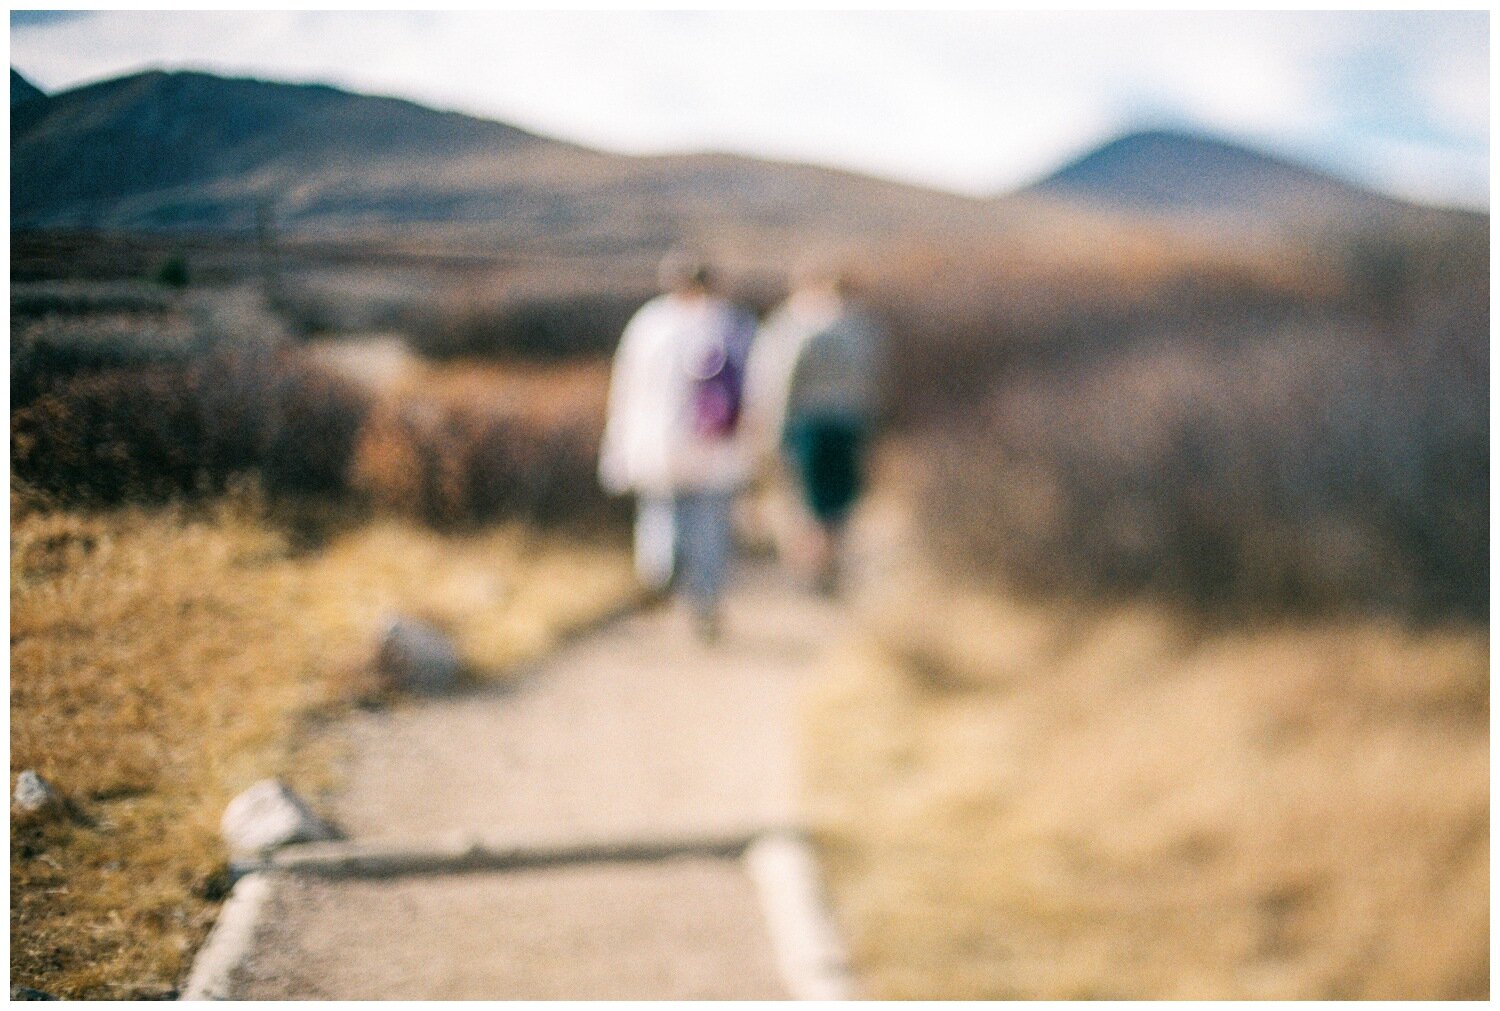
left=745, top=268, right=883, bottom=594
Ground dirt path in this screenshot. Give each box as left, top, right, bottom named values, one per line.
left=217, top=563, right=844, bottom=999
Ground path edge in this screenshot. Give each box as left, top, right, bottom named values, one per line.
left=744, top=830, right=858, bottom=1001
left=179, top=871, right=273, bottom=1000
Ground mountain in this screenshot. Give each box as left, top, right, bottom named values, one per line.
left=11, top=69, right=997, bottom=253
left=13, top=70, right=556, bottom=229
left=11, top=68, right=45, bottom=107
left=13, top=71, right=1464, bottom=253
left=1029, top=129, right=1405, bottom=220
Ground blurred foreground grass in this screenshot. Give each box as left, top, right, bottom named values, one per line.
left=10, top=486, right=635, bottom=998
left=806, top=220, right=1487, bottom=999
left=802, top=558, right=1487, bottom=999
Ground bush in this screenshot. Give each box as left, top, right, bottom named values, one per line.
left=883, top=216, right=1487, bottom=622
left=11, top=282, right=177, bottom=317
left=862, top=245, right=1330, bottom=429
left=351, top=398, right=623, bottom=530
left=12, top=367, right=210, bottom=502
left=914, top=308, right=1487, bottom=621
left=11, top=348, right=373, bottom=504
left=12, top=311, right=199, bottom=408
left=265, top=279, right=419, bottom=339
left=401, top=287, right=650, bottom=361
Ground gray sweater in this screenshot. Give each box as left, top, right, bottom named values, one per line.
left=747, top=294, right=883, bottom=450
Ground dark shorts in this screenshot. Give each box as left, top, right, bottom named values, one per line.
left=783, top=413, right=866, bottom=525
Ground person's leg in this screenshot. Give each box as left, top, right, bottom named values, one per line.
left=676, top=489, right=733, bottom=640
left=633, top=494, right=676, bottom=594
left=806, top=418, right=863, bottom=596
left=782, top=418, right=826, bottom=584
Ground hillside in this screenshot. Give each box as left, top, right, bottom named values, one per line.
left=10, top=69, right=1000, bottom=254
left=1030, top=129, right=1406, bottom=221
left=12, top=71, right=555, bottom=230
left=13, top=70, right=1472, bottom=261
left=12, top=68, right=46, bottom=107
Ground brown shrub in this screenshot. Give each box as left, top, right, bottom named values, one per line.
left=11, top=348, right=372, bottom=504
left=895, top=216, right=1487, bottom=622
left=914, top=315, right=1486, bottom=621
left=10, top=307, right=619, bottom=535
left=860, top=233, right=1339, bottom=429
left=11, top=308, right=200, bottom=408
left=12, top=367, right=208, bottom=502
left=351, top=397, right=622, bottom=530
left=401, top=286, right=650, bottom=361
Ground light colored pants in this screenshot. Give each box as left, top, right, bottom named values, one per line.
left=634, top=491, right=733, bottom=615
left=634, top=495, right=677, bottom=592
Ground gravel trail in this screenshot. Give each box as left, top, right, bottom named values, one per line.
left=225, top=563, right=839, bottom=999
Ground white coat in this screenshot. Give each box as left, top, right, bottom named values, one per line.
left=598, top=293, right=754, bottom=497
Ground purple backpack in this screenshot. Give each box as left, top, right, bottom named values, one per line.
left=690, top=311, right=753, bottom=439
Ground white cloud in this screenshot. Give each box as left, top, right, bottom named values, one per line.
left=1326, top=134, right=1492, bottom=210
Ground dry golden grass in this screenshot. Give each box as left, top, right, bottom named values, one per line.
left=802, top=562, right=1488, bottom=999
left=308, top=337, right=610, bottom=425
left=297, top=513, right=637, bottom=690
left=10, top=487, right=635, bottom=998
left=390, top=358, right=610, bottom=426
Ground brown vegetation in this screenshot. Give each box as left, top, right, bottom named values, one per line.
left=11, top=291, right=625, bottom=532
left=804, top=560, right=1487, bottom=999
left=10, top=486, right=636, bottom=998
left=9, top=202, right=1486, bottom=1001
left=11, top=292, right=197, bottom=406
left=802, top=216, right=1487, bottom=999
left=894, top=219, right=1487, bottom=622
left=10, top=270, right=638, bottom=997
left=12, top=351, right=370, bottom=503
left=861, top=222, right=1341, bottom=426
left=398, top=284, right=650, bottom=361
left=915, top=321, right=1486, bottom=620
left=352, top=400, right=612, bottom=530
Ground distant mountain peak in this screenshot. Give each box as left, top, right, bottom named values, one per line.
left=9, top=66, right=979, bottom=240
left=1030, top=128, right=1392, bottom=218
left=12, top=68, right=570, bottom=231
left=12, top=68, right=46, bottom=107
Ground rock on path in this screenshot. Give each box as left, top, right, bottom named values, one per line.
left=332, top=568, right=828, bottom=842
left=222, top=563, right=841, bottom=999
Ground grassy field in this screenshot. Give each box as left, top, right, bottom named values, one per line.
left=795, top=215, right=1488, bottom=999
left=10, top=486, right=636, bottom=998
left=10, top=218, right=1485, bottom=999
left=801, top=533, right=1487, bottom=1000
left=8, top=262, right=642, bottom=997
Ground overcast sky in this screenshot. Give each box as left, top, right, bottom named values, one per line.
left=10, top=10, right=1490, bottom=209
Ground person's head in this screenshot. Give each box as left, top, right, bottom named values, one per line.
left=792, top=259, right=856, bottom=300
left=658, top=249, right=717, bottom=297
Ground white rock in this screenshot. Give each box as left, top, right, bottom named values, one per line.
left=220, top=779, right=336, bottom=855
left=13, top=770, right=62, bottom=819
left=376, top=616, right=461, bottom=694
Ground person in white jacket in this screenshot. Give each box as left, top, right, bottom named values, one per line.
left=599, top=252, right=755, bottom=640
